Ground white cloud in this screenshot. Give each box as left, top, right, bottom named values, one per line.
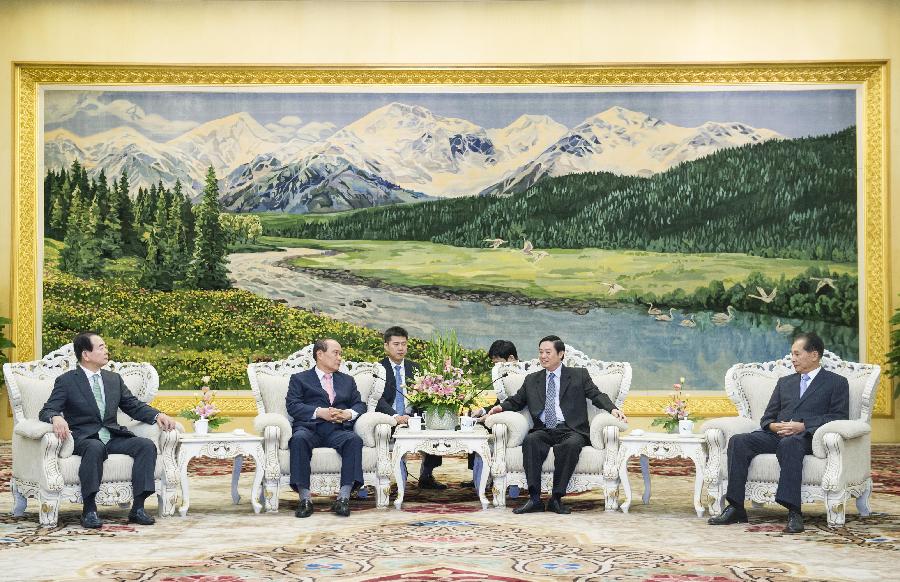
left=44, top=92, right=198, bottom=138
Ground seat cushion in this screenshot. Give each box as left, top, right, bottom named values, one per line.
left=59, top=454, right=164, bottom=485
left=747, top=454, right=827, bottom=485
left=277, top=446, right=378, bottom=474
left=504, top=445, right=606, bottom=474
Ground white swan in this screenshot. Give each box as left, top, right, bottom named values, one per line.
left=748, top=286, right=777, bottom=303
left=655, top=307, right=676, bottom=322
left=810, top=277, right=835, bottom=293
left=647, top=302, right=663, bottom=316
left=679, top=314, right=696, bottom=328
left=711, top=305, right=736, bottom=325
left=775, top=319, right=795, bottom=334
left=483, top=238, right=507, bottom=249
left=600, top=281, right=626, bottom=296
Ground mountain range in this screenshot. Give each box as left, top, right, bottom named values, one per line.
left=44, top=103, right=782, bottom=213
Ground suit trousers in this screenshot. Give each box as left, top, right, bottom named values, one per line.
left=725, top=430, right=813, bottom=511
left=73, top=435, right=157, bottom=498
left=522, top=426, right=588, bottom=497
left=289, top=426, right=364, bottom=490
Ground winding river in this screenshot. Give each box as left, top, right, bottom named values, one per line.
left=228, top=249, right=858, bottom=390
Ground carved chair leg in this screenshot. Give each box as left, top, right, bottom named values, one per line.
left=264, top=479, right=280, bottom=512
left=10, top=481, right=28, bottom=517
left=855, top=480, right=872, bottom=517
left=492, top=475, right=507, bottom=508
left=375, top=477, right=390, bottom=509
left=825, top=491, right=847, bottom=527
left=38, top=491, right=61, bottom=527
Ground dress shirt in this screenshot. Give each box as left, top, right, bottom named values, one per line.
left=312, top=366, right=359, bottom=421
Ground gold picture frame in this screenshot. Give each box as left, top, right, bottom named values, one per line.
left=11, top=62, right=891, bottom=418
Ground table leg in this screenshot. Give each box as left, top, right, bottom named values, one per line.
left=178, top=452, right=194, bottom=517
left=640, top=454, right=651, bottom=505
left=619, top=455, right=633, bottom=514
left=231, top=455, right=243, bottom=505
left=248, top=447, right=264, bottom=514
left=690, top=449, right=705, bottom=517
left=475, top=445, right=491, bottom=510
left=393, top=448, right=407, bottom=510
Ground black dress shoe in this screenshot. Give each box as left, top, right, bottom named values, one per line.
left=546, top=497, right=572, bottom=514
left=331, top=498, right=351, bottom=517
left=512, top=498, right=545, bottom=514
left=418, top=475, right=448, bottom=490
left=295, top=499, right=314, bottom=518
left=80, top=511, right=103, bottom=529
left=707, top=505, right=748, bottom=525
left=127, top=508, right=156, bottom=525
left=783, top=510, right=804, bottom=533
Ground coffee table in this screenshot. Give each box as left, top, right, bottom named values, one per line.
left=615, top=431, right=707, bottom=517
left=392, top=426, right=492, bottom=510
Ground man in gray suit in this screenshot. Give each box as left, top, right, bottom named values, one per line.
left=39, top=332, right=178, bottom=528
left=486, top=335, right=627, bottom=514
left=708, top=332, right=849, bottom=533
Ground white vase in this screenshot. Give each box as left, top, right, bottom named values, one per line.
left=678, top=419, right=694, bottom=435
left=194, top=418, right=209, bottom=435
left=424, top=406, right=457, bottom=430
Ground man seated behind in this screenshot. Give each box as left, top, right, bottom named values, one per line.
left=287, top=338, right=366, bottom=518
left=708, top=332, right=849, bottom=533
left=486, top=335, right=627, bottom=514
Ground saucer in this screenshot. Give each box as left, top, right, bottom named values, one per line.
left=630, top=429, right=645, bottom=436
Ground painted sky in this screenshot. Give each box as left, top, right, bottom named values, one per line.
left=44, top=88, right=856, bottom=141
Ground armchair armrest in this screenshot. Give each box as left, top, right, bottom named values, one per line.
left=484, top=411, right=530, bottom=448
left=589, top=412, right=627, bottom=450
left=354, top=412, right=397, bottom=447
left=700, top=416, right=758, bottom=446
left=254, top=413, right=292, bottom=449
left=14, top=419, right=74, bottom=457
left=812, top=419, right=870, bottom=458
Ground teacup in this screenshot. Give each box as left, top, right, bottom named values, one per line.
left=459, top=416, right=476, bottom=432
left=408, top=416, right=423, bottom=431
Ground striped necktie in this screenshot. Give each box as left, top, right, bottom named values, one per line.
left=544, top=372, right=559, bottom=428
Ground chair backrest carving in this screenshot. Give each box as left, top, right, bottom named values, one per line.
left=2, top=343, right=159, bottom=426
left=491, top=344, right=632, bottom=424
left=724, top=350, right=881, bottom=424
left=247, top=344, right=386, bottom=419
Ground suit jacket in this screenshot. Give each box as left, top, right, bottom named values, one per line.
left=286, top=367, right=366, bottom=434
left=376, top=358, right=421, bottom=416
left=760, top=368, right=849, bottom=436
left=500, top=365, right=616, bottom=437
left=38, top=368, right=159, bottom=443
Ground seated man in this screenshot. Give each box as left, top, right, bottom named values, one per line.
left=376, top=325, right=447, bottom=490
left=287, top=338, right=366, bottom=518
left=708, top=332, right=849, bottom=533
left=486, top=335, right=627, bottom=514
left=39, top=331, right=178, bottom=529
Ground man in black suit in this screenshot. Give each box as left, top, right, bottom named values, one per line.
left=375, top=326, right=446, bottom=489
left=287, top=338, right=367, bottom=518
left=708, top=332, right=850, bottom=533
left=486, top=335, right=627, bottom=514
left=39, top=332, right=178, bottom=528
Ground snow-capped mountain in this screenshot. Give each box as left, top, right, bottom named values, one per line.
left=481, top=106, right=783, bottom=196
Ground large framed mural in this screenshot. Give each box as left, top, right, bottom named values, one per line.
left=11, top=63, right=891, bottom=417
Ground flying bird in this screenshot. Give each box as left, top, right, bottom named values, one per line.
left=522, top=239, right=534, bottom=256
left=530, top=250, right=550, bottom=263
left=748, top=286, right=777, bottom=303
left=483, top=238, right=508, bottom=249
left=600, top=281, right=626, bottom=296
left=810, top=277, right=835, bottom=293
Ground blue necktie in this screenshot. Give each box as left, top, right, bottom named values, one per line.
left=544, top=372, right=558, bottom=428
left=799, top=373, right=811, bottom=398
left=393, top=364, right=406, bottom=415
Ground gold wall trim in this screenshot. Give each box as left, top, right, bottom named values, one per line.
left=151, top=395, right=259, bottom=418
left=12, top=62, right=891, bottom=417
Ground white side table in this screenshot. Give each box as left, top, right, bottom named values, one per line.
left=616, top=431, right=707, bottom=517
left=393, top=427, right=492, bottom=510
left=176, top=433, right=265, bottom=517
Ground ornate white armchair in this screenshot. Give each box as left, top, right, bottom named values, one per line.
left=247, top=345, right=395, bottom=510
left=484, top=345, right=630, bottom=508
left=3, top=344, right=181, bottom=526
left=702, top=350, right=880, bottom=526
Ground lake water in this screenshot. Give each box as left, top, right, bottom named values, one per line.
left=228, top=249, right=859, bottom=390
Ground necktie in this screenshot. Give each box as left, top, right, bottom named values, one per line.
left=323, top=373, right=335, bottom=404
left=90, top=374, right=111, bottom=444
left=544, top=372, right=558, bottom=428
left=393, top=364, right=406, bottom=415
left=799, top=373, right=811, bottom=398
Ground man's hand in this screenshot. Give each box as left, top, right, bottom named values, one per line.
left=156, top=413, right=178, bottom=431
left=395, top=414, right=410, bottom=425
left=315, top=407, right=333, bottom=421
left=611, top=408, right=628, bottom=422
left=330, top=408, right=353, bottom=423
left=470, top=407, right=487, bottom=418
left=485, top=405, right=503, bottom=416
left=51, top=415, right=70, bottom=441
left=776, top=421, right=805, bottom=436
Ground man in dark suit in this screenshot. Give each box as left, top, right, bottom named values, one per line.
left=287, top=338, right=367, bottom=518
left=708, top=332, right=850, bottom=533
left=375, top=326, right=446, bottom=489
left=486, top=335, right=627, bottom=514
left=39, top=332, right=178, bottom=529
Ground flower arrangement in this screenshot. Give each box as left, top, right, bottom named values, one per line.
left=179, top=376, right=231, bottom=430
left=651, top=377, right=701, bottom=433
left=405, top=331, right=486, bottom=413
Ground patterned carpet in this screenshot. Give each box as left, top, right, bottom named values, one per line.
left=0, top=442, right=898, bottom=581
